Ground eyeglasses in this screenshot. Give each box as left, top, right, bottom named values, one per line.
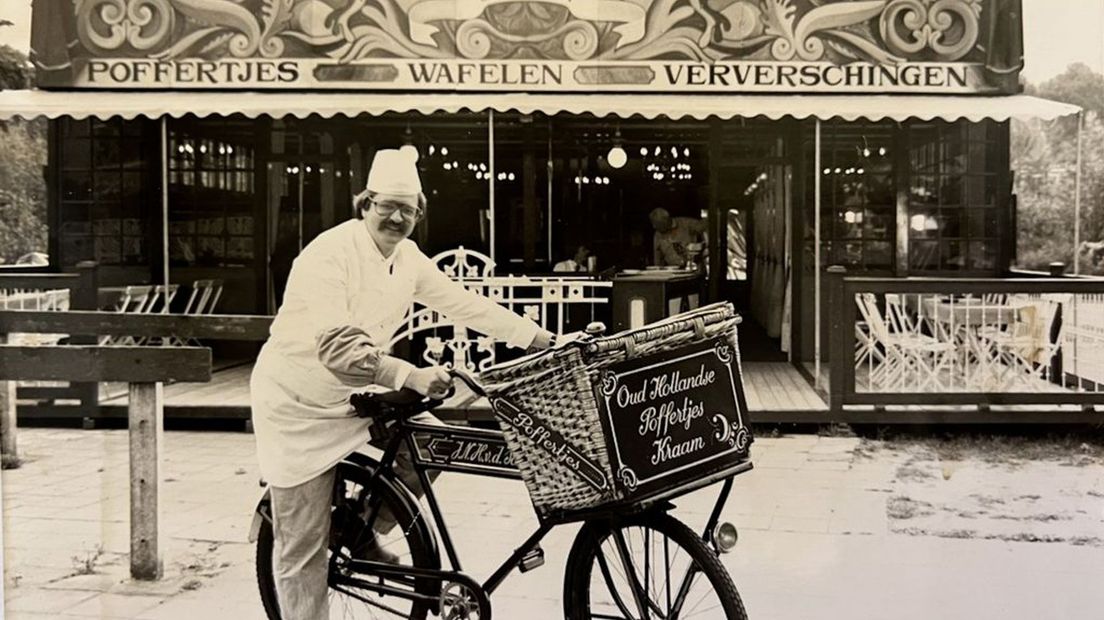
left=371, top=200, right=423, bottom=221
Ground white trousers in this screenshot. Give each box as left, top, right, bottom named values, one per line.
left=267, top=413, right=442, bottom=619
left=270, top=467, right=336, bottom=620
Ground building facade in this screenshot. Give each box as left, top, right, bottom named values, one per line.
left=27, top=0, right=1030, bottom=363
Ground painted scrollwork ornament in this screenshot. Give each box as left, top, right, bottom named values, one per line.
left=713, top=340, right=733, bottom=364
left=600, top=370, right=619, bottom=397
left=76, top=0, right=175, bottom=53
left=618, top=466, right=639, bottom=491
left=763, top=0, right=892, bottom=62
left=880, top=0, right=982, bottom=61
left=455, top=19, right=495, bottom=59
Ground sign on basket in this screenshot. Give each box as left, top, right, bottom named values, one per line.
left=597, top=337, right=752, bottom=498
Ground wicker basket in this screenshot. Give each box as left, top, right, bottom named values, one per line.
left=479, top=302, right=747, bottom=517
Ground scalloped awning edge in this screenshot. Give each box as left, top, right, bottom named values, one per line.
left=0, top=91, right=1081, bottom=122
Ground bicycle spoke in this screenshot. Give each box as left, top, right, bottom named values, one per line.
left=669, top=565, right=700, bottom=618
left=644, top=528, right=651, bottom=615
left=331, top=583, right=410, bottom=618
left=326, top=482, right=420, bottom=620
left=595, top=539, right=641, bottom=619
left=613, top=528, right=672, bottom=620
left=682, top=587, right=724, bottom=619
left=664, top=534, right=672, bottom=615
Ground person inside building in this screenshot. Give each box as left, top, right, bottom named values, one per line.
left=250, top=149, right=556, bottom=619
left=649, top=207, right=707, bottom=268
left=553, top=244, right=590, bottom=272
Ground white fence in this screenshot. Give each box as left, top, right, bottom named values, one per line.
left=852, top=290, right=1104, bottom=394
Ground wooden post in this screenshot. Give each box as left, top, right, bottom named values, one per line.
left=0, top=332, right=16, bottom=466
left=73, top=261, right=101, bottom=423
left=73, top=261, right=100, bottom=310
left=129, top=382, right=164, bottom=580
left=827, top=266, right=848, bottom=415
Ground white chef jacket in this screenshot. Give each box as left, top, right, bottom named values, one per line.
left=251, top=219, right=539, bottom=488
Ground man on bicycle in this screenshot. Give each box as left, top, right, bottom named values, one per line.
left=250, top=148, right=555, bottom=619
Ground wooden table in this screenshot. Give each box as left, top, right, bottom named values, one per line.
left=920, top=298, right=1018, bottom=328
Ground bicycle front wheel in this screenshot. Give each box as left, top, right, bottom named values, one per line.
left=563, top=512, right=748, bottom=620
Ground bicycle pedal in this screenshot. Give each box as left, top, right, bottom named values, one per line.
left=518, top=546, right=545, bottom=573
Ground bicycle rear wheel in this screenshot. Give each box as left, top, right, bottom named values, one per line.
left=256, top=461, right=436, bottom=620
left=563, top=511, right=747, bottom=620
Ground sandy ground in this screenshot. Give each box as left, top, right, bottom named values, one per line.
left=2, top=427, right=1103, bottom=619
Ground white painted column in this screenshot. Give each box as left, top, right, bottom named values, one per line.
left=814, top=119, right=822, bottom=388
left=1074, top=111, right=1084, bottom=275
left=488, top=110, right=496, bottom=266
left=161, top=117, right=170, bottom=293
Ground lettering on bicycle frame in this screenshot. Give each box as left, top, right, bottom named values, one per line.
left=411, top=431, right=518, bottom=474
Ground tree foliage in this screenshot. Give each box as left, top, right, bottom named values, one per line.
left=0, top=43, right=34, bottom=90
left=1014, top=64, right=1104, bottom=274
left=0, top=45, right=47, bottom=264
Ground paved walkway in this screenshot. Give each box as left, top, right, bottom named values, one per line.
left=3, top=428, right=1103, bottom=619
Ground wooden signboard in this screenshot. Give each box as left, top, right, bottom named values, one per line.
left=596, top=337, right=752, bottom=499
left=34, top=0, right=1021, bottom=94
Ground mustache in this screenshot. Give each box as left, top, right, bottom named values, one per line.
left=379, top=221, right=408, bottom=233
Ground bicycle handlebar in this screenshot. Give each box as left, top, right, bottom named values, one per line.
left=350, top=388, right=449, bottom=422
left=449, top=368, right=487, bottom=398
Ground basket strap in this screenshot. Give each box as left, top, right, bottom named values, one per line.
left=692, top=317, right=706, bottom=340
left=490, top=396, right=611, bottom=493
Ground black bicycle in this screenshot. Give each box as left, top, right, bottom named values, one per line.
left=251, top=372, right=751, bottom=620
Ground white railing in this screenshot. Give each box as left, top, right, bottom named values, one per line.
left=1, top=288, right=70, bottom=348
left=387, top=247, right=612, bottom=372
left=1061, top=294, right=1104, bottom=390
left=0, top=288, right=70, bottom=311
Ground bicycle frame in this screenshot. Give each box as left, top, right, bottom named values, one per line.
left=329, top=413, right=743, bottom=610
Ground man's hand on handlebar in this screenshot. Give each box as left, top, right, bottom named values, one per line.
left=530, top=329, right=556, bottom=350
left=403, top=365, right=453, bottom=399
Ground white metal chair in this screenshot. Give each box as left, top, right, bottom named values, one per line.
left=102, top=284, right=180, bottom=345
left=168, top=279, right=224, bottom=346
left=856, top=293, right=955, bottom=391
left=977, top=295, right=1067, bottom=391
left=854, top=318, right=888, bottom=390
left=100, top=285, right=154, bottom=345
left=182, top=279, right=223, bottom=316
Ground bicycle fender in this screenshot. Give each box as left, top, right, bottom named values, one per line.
left=248, top=488, right=272, bottom=543
left=341, top=452, right=442, bottom=571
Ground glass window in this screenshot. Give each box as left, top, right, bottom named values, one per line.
left=544, top=117, right=711, bottom=273
left=907, top=120, right=1002, bottom=272
left=168, top=123, right=256, bottom=267
left=57, top=118, right=150, bottom=266
left=805, top=122, right=896, bottom=272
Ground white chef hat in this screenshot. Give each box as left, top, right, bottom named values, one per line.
left=366, top=149, right=422, bottom=195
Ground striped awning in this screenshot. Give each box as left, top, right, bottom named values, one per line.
left=0, top=89, right=1081, bottom=122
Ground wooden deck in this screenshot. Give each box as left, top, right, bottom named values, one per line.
left=95, top=361, right=827, bottom=422
left=98, top=363, right=253, bottom=417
